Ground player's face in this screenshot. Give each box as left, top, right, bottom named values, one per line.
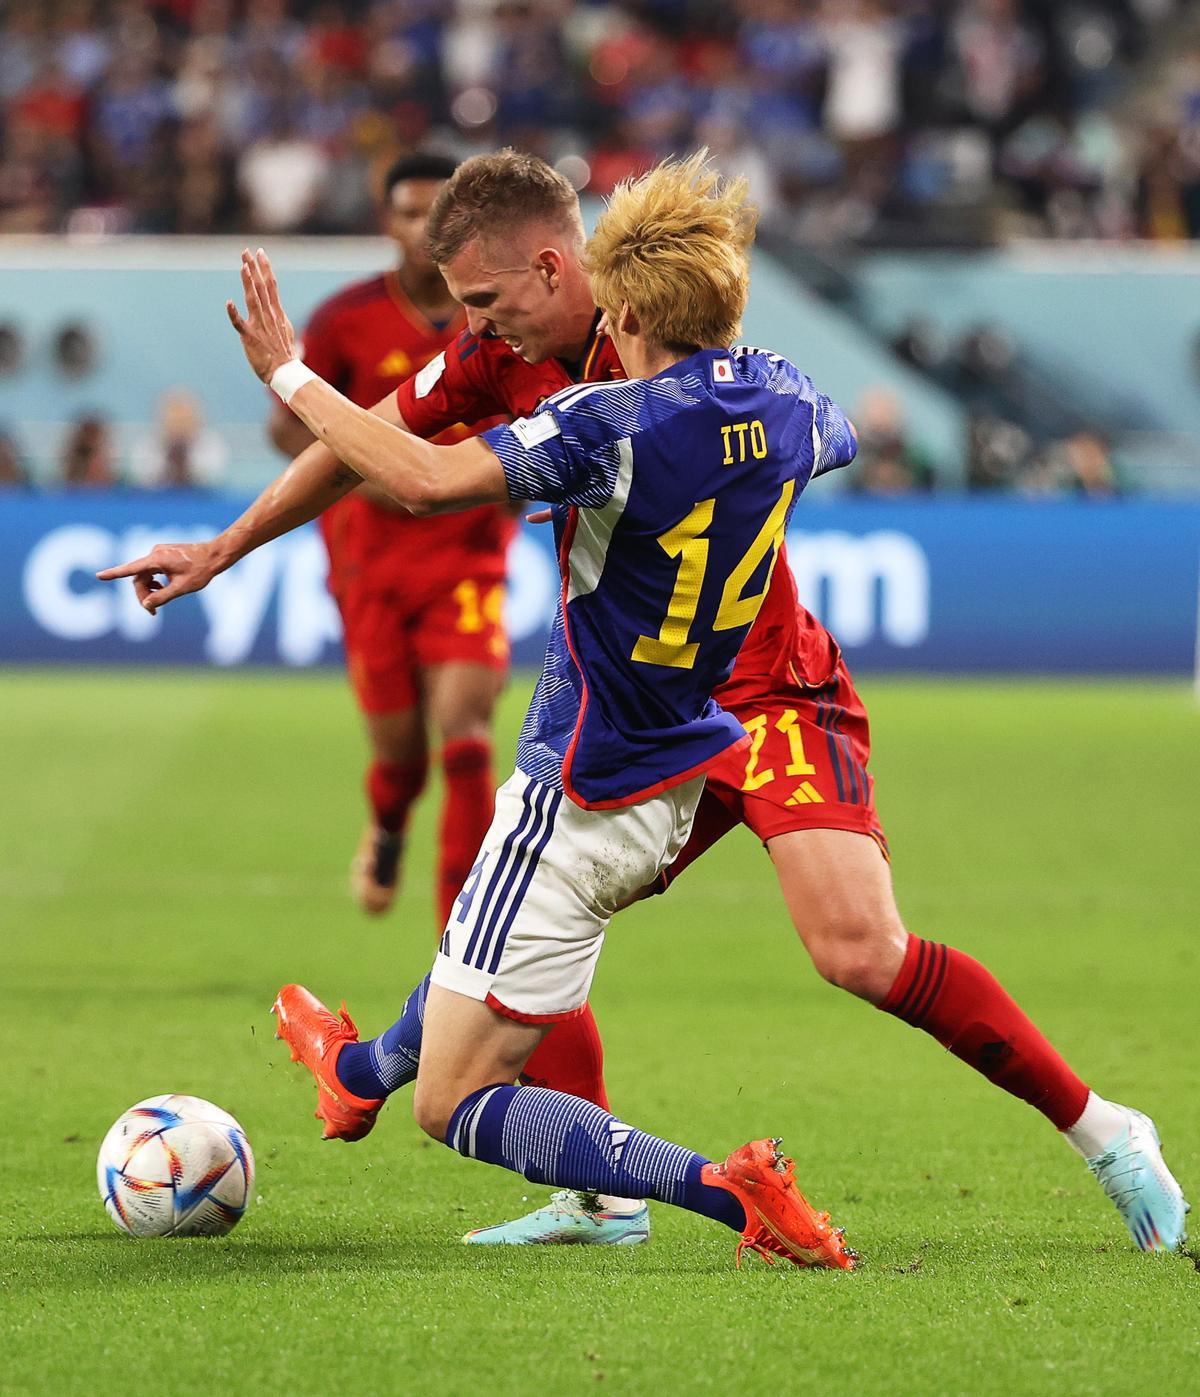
left=386, top=179, right=445, bottom=276
left=441, top=235, right=571, bottom=364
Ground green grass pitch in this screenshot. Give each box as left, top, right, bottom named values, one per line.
left=1, top=669, right=1197, bottom=1395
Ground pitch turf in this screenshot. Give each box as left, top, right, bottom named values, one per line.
left=2, top=670, right=1197, bottom=1395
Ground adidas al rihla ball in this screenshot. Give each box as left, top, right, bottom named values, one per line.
left=97, top=1094, right=255, bottom=1237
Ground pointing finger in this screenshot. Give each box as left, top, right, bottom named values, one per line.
left=96, top=555, right=158, bottom=580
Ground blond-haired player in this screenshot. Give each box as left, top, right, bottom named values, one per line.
left=141, top=154, right=864, bottom=1266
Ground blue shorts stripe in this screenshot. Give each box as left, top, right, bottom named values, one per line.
left=486, top=789, right=562, bottom=974
left=473, top=784, right=554, bottom=970
left=824, top=698, right=866, bottom=805
left=817, top=701, right=848, bottom=803
left=463, top=787, right=539, bottom=967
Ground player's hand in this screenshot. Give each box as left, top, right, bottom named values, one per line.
left=525, top=508, right=552, bottom=524
left=95, top=540, right=222, bottom=614
left=226, top=248, right=298, bottom=384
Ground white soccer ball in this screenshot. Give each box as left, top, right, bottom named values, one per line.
left=97, top=1094, right=255, bottom=1238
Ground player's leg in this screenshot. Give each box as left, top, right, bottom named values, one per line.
left=341, top=587, right=428, bottom=915
left=274, top=771, right=855, bottom=1266
left=413, top=984, right=854, bottom=1270
left=769, top=825, right=1090, bottom=1103
left=421, top=659, right=505, bottom=928
left=712, top=663, right=1105, bottom=1122
left=399, top=985, right=851, bottom=1267
left=768, top=824, right=1188, bottom=1250
left=420, top=600, right=611, bottom=1125
left=413, top=572, right=510, bottom=928
left=712, top=654, right=1187, bottom=1251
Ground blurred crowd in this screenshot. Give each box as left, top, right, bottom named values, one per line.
left=1, top=0, right=1198, bottom=244
left=0, top=390, right=230, bottom=489
left=846, top=386, right=1125, bottom=496
left=0, top=381, right=1125, bottom=496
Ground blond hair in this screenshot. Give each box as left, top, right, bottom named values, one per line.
left=585, top=152, right=757, bottom=353
left=427, top=149, right=583, bottom=265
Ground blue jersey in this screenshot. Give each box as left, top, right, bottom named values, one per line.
left=483, top=346, right=856, bottom=809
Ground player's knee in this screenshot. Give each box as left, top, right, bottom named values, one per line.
left=440, top=715, right=492, bottom=747
left=805, top=909, right=906, bottom=1003
left=411, top=1083, right=453, bottom=1143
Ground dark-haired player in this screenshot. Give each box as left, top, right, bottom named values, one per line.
left=268, top=153, right=511, bottom=927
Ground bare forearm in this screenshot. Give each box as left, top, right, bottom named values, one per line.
left=287, top=379, right=480, bottom=514
left=213, top=437, right=358, bottom=568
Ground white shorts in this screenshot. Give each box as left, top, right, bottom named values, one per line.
left=430, top=769, right=704, bottom=1021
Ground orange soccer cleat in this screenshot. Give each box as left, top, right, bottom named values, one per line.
left=271, top=984, right=384, bottom=1142
left=702, top=1138, right=857, bottom=1271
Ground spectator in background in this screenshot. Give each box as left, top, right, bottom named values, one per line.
left=694, top=108, right=781, bottom=224
left=966, top=411, right=1030, bottom=491
left=1018, top=429, right=1121, bottom=496
left=847, top=385, right=935, bottom=494
left=129, top=389, right=229, bottom=489
left=59, top=414, right=116, bottom=488
left=237, top=109, right=331, bottom=231
left=53, top=321, right=98, bottom=378
left=0, top=428, right=30, bottom=487
left=1061, top=428, right=1121, bottom=496
left=951, top=0, right=1046, bottom=143
left=1135, top=114, right=1200, bottom=241
left=819, top=0, right=905, bottom=216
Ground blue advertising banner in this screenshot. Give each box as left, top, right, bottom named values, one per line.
left=2, top=492, right=1198, bottom=674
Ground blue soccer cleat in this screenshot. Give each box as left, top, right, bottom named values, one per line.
left=463, top=1191, right=650, bottom=1246
left=1086, top=1105, right=1189, bottom=1252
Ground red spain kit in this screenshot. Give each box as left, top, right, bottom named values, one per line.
left=298, top=273, right=513, bottom=713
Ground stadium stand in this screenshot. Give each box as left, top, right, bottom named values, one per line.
left=1, top=0, right=1197, bottom=244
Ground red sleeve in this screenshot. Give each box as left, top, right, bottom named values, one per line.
left=395, top=331, right=502, bottom=439
left=298, top=300, right=350, bottom=395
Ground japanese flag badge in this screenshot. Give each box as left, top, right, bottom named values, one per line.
left=712, top=355, right=734, bottom=385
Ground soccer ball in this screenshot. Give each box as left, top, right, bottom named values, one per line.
left=97, top=1094, right=255, bottom=1238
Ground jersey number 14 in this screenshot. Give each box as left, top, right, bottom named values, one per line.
left=632, top=479, right=795, bottom=670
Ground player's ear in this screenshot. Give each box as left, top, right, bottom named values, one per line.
left=534, top=247, right=563, bottom=289
left=617, top=301, right=638, bottom=336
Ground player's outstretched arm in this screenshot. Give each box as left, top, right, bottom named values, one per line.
left=228, top=249, right=506, bottom=515
left=95, top=403, right=392, bottom=613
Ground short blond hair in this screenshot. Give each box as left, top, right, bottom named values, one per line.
left=585, top=152, right=757, bottom=353
left=427, top=149, right=582, bottom=265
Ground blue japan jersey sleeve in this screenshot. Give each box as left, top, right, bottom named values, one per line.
left=484, top=379, right=644, bottom=508
left=482, top=348, right=855, bottom=809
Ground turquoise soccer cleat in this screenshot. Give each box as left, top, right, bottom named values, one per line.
left=463, top=1191, right=650, bottom=1246
left=1086, top=1106, right=1189, bottom=1252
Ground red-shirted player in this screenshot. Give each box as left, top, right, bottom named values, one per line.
left=268, top=154, right=512, bottom=925
left=103, top=151, right=1185, bottom=1255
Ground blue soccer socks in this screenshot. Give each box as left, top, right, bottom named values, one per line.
left=446, top=1083, right=746, bottom=1232
left=336, top=974, right=429, bottom=1099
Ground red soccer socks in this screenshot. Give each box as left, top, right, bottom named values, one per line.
left=437, top=738, right=495, bottom=927
left=366, top=757, right=428, bottom=835
left=521, top=1004, right=611, bottom=1111
left=880, top=934, right=1089, bottom=1129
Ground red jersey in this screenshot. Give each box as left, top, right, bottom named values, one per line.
left=395, top=327, right=840, bottom=702
left=300, top=272, right=511, bottom=587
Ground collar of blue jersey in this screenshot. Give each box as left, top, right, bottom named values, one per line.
left=646, top=346, right=734, bottom=383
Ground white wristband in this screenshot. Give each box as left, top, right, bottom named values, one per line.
left=270, top=359, right=318, bottom=404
